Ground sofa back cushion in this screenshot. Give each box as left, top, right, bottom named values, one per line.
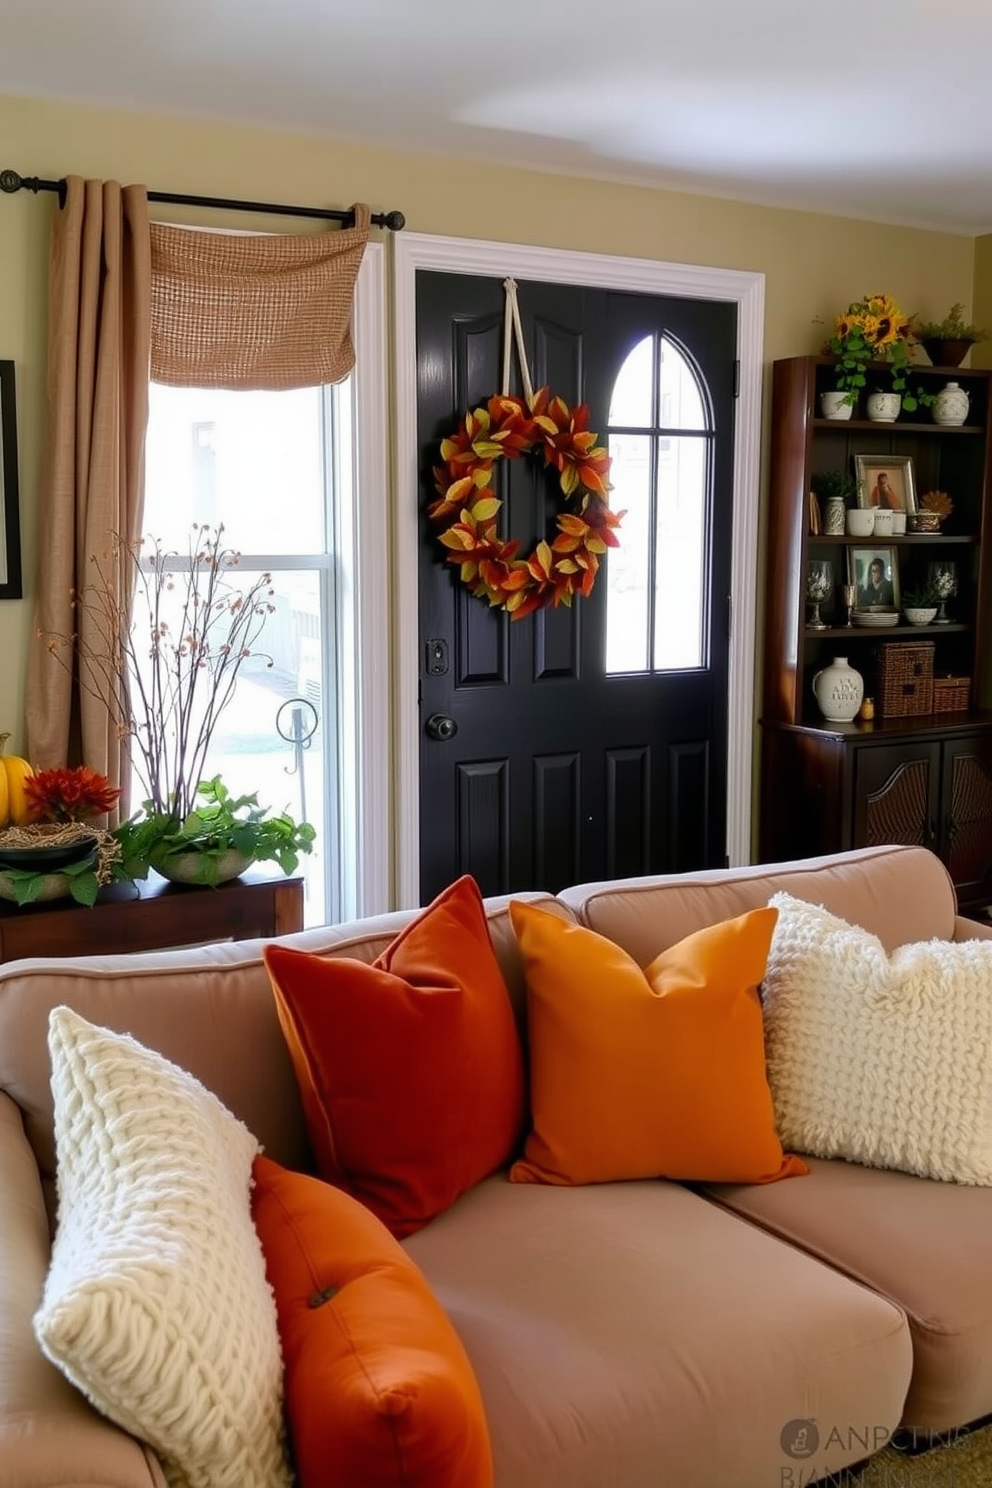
left=0, top=891, right=562, bottom=1226
left=558, top=845, right=957, bottom=966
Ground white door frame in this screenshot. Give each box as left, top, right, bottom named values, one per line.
left=391, top=233, right=764, bottom=909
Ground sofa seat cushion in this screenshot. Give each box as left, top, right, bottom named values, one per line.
left=403, top=1176, right=911, bottom=1488
left=706, top=1157, right=992, bottom=1430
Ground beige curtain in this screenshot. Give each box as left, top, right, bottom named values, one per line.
left=25, top=177, right=151, bottom=797
left=149, top=203, right=370, bottom=389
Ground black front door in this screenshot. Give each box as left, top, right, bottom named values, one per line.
left=416, top=271, right=736, bottom=902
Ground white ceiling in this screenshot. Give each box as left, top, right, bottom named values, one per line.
left=4, top=0, right=992, bottom=235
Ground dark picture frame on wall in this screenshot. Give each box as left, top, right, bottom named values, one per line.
left=0, top=361, right=22, bottom=600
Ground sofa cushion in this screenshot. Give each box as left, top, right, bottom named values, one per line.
left=706, top=1157, right=992, bottom=1431
left=508, top=900, right=806, bottom=1186
left=763, top=892, right=992, bottom=1184
left=558, top=844, right=958, bottom=966
left=33, top=1008, right=291, bottom=1488
left=251, top=1155, right=492, bottom=1488
left=264, top=875, right=526, bottom=1237
left=403, top=1175, right=912, bottom=1488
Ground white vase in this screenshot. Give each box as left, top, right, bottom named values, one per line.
left=820, top=391, right=853, bottom=421
left=812, top=657, right=864, bottom=723
left=866, top=391, right=901, bottom=423
left=823, top=496, right=846, bottom=535
left=933, top=381, right=970, bottom=427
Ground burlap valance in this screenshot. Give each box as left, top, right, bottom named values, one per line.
left=149, top=204, right=370, bottom=390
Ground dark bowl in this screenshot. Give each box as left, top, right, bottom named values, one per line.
left=0, top=835, right=99, bottom=873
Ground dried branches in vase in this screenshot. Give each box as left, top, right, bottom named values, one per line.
left=42, top=525, right=315, bottom=887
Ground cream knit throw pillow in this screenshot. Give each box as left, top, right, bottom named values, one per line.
left=33, top=1007, right=292, bottom=1488
left=763, top=893, right=992, bottom=1184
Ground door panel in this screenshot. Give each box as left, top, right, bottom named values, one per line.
left=417, top=271, right=736, bottom=901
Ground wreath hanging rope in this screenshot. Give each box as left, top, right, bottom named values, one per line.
left=428, top=279, right=623, bottom=619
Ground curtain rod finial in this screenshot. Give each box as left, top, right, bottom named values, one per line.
left=0, top=170, right=24, bottom=194
left=380, top=209, right=405, bottom=232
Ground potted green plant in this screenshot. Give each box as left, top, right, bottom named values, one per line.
left=810, top=469, right=858, bottom=534
left=901, top=582, right=940, bottom=627
left=44, top=525, right=315, bottom=887
left=911, top=304, right=988, bottom=368
left=820, top=292, right=929, bottom=415
left=115, top=775, right=315, bottom=888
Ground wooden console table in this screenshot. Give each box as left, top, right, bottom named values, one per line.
left=0, top=869, right=304, bottom=963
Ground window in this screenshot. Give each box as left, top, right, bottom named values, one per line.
left=142, top=378, right=352, bottom=927
left=605, top=334, right=712, bottom=674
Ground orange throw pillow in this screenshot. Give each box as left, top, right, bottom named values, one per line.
left=251, top=1155, right=493, bottom=1488
left=509, top=901, right=807, bottom=1186
left=264, top=875, right=525, bottom=1237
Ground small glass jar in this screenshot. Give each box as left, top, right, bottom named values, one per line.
left=859, top=697, right=875, bottom=722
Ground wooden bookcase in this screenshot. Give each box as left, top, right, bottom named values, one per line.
left=760, top=356, right=992, bottom=907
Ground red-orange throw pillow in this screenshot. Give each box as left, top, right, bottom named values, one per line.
left=251, top=1155, right=493, bottom=1488
left=509, top=901, right=807, bottom=1186
left=264, top=875, right=525, bottom=1237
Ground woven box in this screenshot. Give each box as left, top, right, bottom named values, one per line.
left=874, top=641, right=935, bottom=718
left=933, top=675, right=971, bottom=713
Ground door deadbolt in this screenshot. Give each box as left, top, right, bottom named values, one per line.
left=425, top=713, right=458, bottom=742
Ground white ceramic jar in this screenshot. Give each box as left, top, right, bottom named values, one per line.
left=933, top=381, right=970, bottom=427
left=866, top=391, right=901, bottom=423
left=823, top=496, right=846, bottom=535
left=813, top=657, right=864, bottom=723
left=820, top=391, right=853, bottom=421
left=872, top=508, right=894, bottom=537
left=846, top=508, right=875, bottom=536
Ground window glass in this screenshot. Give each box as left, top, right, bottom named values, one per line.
left=141, top=383, right=337, bottom=925
left=605, top=335, right=711, bottom=674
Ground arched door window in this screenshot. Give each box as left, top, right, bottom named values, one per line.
left=605, top=334, right=713, bottom=674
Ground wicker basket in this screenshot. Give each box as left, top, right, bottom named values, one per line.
left=874, top=641, right=935, bottom=717
left=933, top=675, right=971, bottom=713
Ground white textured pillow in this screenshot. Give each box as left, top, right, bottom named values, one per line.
left=763, top=893, right=992, bottom=1184
left=34, top=1007, right=292, bottom=1488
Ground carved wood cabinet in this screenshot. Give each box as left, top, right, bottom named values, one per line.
left=760, top=356, right=992, bottom=907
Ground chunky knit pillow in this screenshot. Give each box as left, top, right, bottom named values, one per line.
left=33, top=1007, right=292, bottom=1488
left=763, top=893, right=992, bottom=1184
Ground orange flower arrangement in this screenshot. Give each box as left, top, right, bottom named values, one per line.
left=429, top=387, right=622, bottom=619
left=23, top=766, right=122, bottom=824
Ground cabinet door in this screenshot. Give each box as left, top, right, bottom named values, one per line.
left=940, top=734, right=992, bottom=904
left=853, top=743, right=940, bottom=852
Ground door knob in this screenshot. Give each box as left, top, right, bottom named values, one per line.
left=425, top=713, right=458, bottom=742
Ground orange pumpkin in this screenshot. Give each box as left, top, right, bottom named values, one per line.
left=0, top=733, right=35, bottom=828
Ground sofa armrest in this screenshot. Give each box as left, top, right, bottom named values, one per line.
left=953, top=914, right=992, bottom=942
left=0, top=1090, right=166, bottom=1488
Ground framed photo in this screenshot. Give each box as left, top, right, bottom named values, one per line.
left=854, top=454, right=917, bottom=514
left=0, top=362, right=22, bottom=600
left=848, top=545, right=901, bottom=613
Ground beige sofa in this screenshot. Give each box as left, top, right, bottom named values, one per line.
left=2, top=843, right=991, bottom=1488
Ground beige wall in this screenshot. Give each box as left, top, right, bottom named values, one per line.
left=0, top=90, right=978, bottom=758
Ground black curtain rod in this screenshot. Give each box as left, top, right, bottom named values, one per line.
left=0, top=170, right=405, bottom=231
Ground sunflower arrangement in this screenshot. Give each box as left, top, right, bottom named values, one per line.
left=824, top=292, right=928, bottom=411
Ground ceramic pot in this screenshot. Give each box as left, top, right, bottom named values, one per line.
left=921, top=338, right=972, bottom=369
left=812, top=657, right=864, bottom=723
left=866, top=391, right=901, bottom=423
left=903, top=606, right=939, bottom=626
left=823, top=496, right=846, bottom=535
left=0, top=870, right=76, bottom=903
left=872, top=509, right=894, bottom=537
left=846, top=508, right=875, bottom=537
left=150, top=848, right=254, bottom=886
left=820, top=391, right=853, bottom=421
left=933, top=381, right=970, bottom=427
